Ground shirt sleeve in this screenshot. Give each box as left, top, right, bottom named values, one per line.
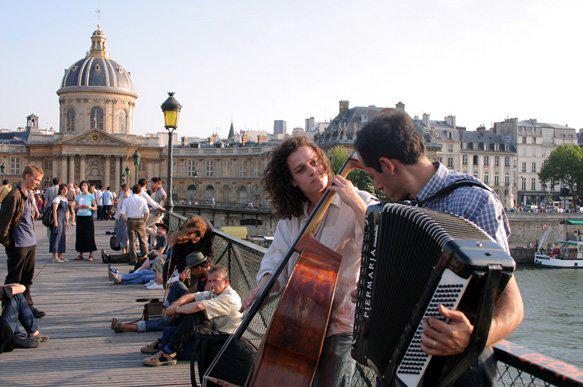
left=141, top=190, right=160, bottom=209
left=200, top=292, right=240, bottom=320
left=256, top=218, right=295, bottom=290
left=52, top=196, right=61, bottom=204
left=142, top=198, right=149, bottom=216
left=353, top=189, right=380, bottom=240
left=120, top=199, right=127, bottom=216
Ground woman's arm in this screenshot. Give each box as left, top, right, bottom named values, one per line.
left=52, top=201, right=59, bottom=227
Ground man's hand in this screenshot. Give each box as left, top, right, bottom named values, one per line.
left=164, top=304, right=178, bottom=318
left=420, top=305, right=473, bottom=356
left=240, top=286, right=260, bottom=313
left=350, top=287, right=358, bottom=303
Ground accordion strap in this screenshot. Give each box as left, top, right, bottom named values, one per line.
left=416, top=179, right=492, bottom=207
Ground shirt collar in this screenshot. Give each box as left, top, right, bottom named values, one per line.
left=416, top=162, right=451, bottom=202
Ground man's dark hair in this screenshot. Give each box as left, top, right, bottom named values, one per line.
left=2, top=179, right=8, bottom=185
left=106, top=186, right=110, bottom=190
left=137, top=178, right=147, bottom=187
left=121, top=183, right=128, bottom=191
left=151, top=177, right=161, bottom=184
left=52, top=177, right=60, bottom=185
left=132, top=184, right=141, bottom=194
left=354, top=111, right=425, bottom=172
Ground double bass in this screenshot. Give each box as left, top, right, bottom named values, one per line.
left=204, top=154, right=361, bottom=387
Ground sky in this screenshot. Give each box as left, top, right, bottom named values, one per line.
left=1, top=0, right=582, bottom=138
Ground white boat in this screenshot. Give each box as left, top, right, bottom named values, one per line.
left=534, top=223, right=583, bottom=268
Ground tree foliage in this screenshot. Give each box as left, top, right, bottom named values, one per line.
left=539, top=144, right=583, bottom=206
left=327, top=146, right=387, bottom=201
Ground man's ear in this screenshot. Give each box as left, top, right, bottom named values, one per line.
left=378, top=157, right=396, bottom=174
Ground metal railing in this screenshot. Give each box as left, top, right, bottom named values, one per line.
left=169, top=212, right=583, bottom=386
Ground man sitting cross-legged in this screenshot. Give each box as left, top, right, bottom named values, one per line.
left=142, top=265, right=242, bottom=366
left=1, top=284, right=49, bottom=350
left=110, top=252, right=211, bottom=334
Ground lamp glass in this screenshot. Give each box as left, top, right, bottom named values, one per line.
left=133, top=151, right=141, bottom=166
left=125, top=167, right=130, bottom=175
left=163, top=110, right=179, bottom=129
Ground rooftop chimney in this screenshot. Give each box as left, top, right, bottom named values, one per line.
left=339, top=100, right=349, bottom=118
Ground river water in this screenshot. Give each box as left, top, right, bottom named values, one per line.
left=509, top=266, right=583, bottom=367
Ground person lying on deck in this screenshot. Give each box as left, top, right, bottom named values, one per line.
left=1, top=284, right=49, bottom=351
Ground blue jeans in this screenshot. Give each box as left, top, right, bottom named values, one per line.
left=136, top=282, right=189, bottom=332
left=313, top=333, right=356, bottom=387
left=121, top=269, right=155, bottom=285
left=1, top=293, right=38, bottom=335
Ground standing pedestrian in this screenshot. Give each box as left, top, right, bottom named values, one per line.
left=74, top=181, right=97, bottom=262
left=113, top=184, right=130, bottom=255
left=43, top=177, right=60, bottom=239
left=0, top=165, right=46, bottom=318
left=67, top=183, right=77, bottom=226
left=120, top=184, right=149, bottom=264
left=49, top=184, right=70, bottom=263
left=102, top=186, right=113, bottom=220
left=95, top=186, right=104, bottom=220
left=145, top=177, right=167, bottom=240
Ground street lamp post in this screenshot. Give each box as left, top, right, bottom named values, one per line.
left=124, top=166, right=130, bottom=185
left=0, top=164, right=4, bottom=182
left=132, top=149, right=141, bottom=185
left=161, top=92, right=182, bottom=217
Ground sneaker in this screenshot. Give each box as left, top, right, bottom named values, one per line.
left=146, top=282, right=163, bottom=290
left=112, top=274, right=122, bottom=285
left=108, top=264, right=120, bottom=274
left=143, top=351, right=177, bottom=367
left=140, top=339, right=161, bottom=354
left=31, top=307, right=45, bottom=319
left=13, top=334, right=39, bottom=348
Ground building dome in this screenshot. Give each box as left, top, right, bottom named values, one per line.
left=59, top=27, right=135, bottom=92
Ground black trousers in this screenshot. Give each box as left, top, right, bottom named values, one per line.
left=168, top=312, right=216, bottom=353
left=4, top=244, right=36, bottom=307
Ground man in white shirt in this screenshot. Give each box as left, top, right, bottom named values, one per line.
left=102, top=186, right=114, bottom=220
left=95, top=186, right=104, bottom=220
left=120, top=185, right=149, bottom=263
left=143, top=265, right=242, bottom=366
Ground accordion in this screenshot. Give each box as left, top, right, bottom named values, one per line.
left=352, top=204, right=515, bottom=386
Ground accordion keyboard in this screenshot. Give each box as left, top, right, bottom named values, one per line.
left=396, top=269, right=469, bottom=387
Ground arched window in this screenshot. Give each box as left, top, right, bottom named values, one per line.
left=467, top=142, right=474, bottom=150
left=489, top=143, right=496, bottom=151
left=90, top=106, right=104, bottom=130
left=66, top=108, right=75, bottom=131
left=478, top=142, right=484, bottom=150
left=204, top=185, right=215, bottom=202
left=238, top=186, right=247, bottom=204
left=222, top=185, right=232, bottom=203
left=118, top=110, right=127, bottom=133
left=499, top=144, right=506, bottom=152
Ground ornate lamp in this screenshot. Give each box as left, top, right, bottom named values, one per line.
left=161, top=92, right=182, bottom=216
left=132, top=149, right=141, bottom=184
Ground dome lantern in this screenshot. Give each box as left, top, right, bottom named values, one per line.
left=88, top=25, right=108, bottom=58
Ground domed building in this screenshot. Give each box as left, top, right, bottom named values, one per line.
left=0, top=27, right=165, bottom=192
left=57, top=27, right=137, bottom=134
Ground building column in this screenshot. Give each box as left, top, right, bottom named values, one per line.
left=68, top=156, right=75, bottom=184
left=104, top=157, right=110, bottom=188
left=52, top=159, right=59, bottom=180
left=114, top=156, right=121, bottom=191
left=60, top=157, right=68, bottom=182
left=79, top=156, right=86, bottom=182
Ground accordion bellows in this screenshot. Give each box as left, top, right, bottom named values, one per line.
left=353, top=204, right=515, bottom=386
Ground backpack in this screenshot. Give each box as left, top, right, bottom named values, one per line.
left=41, top=208, right=54, bottom=228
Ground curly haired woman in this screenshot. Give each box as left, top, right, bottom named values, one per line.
left=241, top=136, right=378, bottom=386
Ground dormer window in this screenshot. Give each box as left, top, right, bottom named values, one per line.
left=73, top=65, right=78, bottom=71
left=95, top=64, right=100, bottom=72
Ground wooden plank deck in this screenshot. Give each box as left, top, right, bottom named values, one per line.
left=0, top=220, right=191, bottom=386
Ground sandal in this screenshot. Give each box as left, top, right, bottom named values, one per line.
left=111, top=318, right=124, bottom=333
left=31, top=332, right=50, bottom=343
left=74, top=255, right=83, bottom=261
left=87, top=255, right=94, bottom=262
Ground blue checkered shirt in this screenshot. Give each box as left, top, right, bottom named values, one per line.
left=416, top=163, right=511, bottom=254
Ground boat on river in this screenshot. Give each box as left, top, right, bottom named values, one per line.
left=534, top=220, right=583, bottom=268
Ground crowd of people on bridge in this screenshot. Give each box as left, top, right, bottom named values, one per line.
left=1, top=109, right=527, bottom=387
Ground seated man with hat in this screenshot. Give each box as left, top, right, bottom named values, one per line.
left=143, top=265, right=242, bottom=367
left=111, top=251, right=211, bottom=335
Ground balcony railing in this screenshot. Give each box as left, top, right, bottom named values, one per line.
left=169, top=212, right=583, bottom=386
